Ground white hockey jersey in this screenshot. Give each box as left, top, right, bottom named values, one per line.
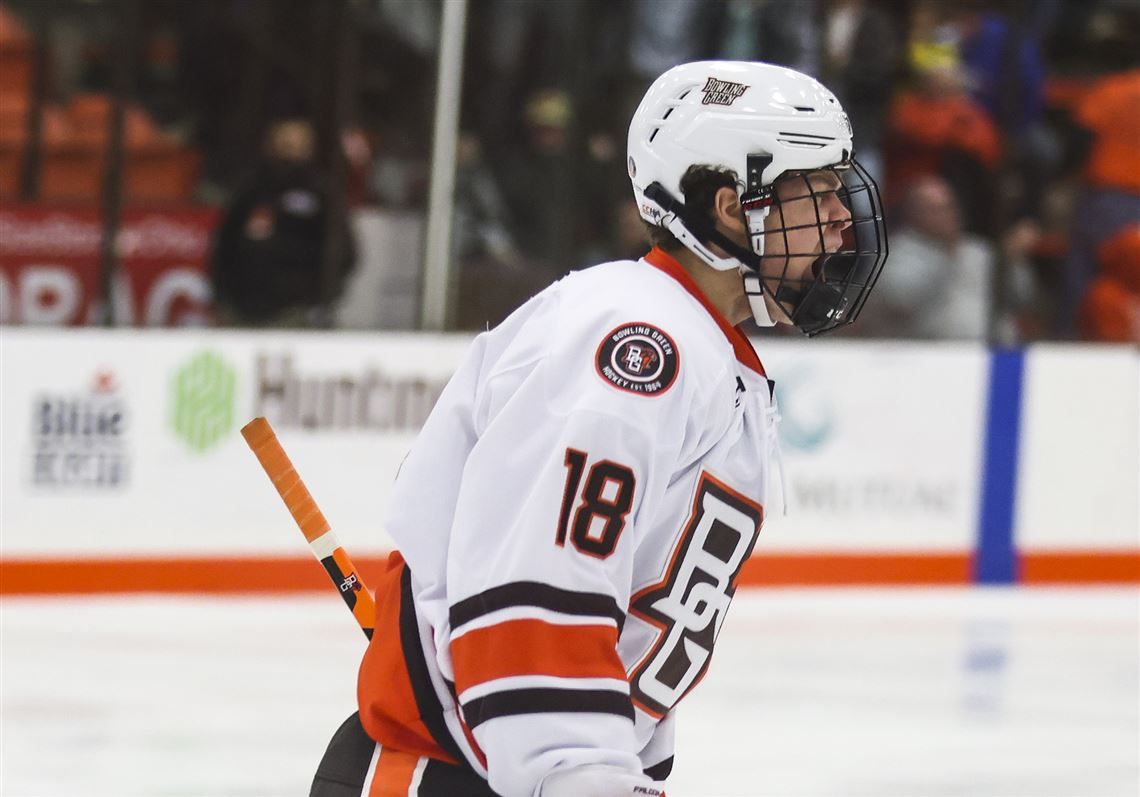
left=357, top=247, right=781, bottom=797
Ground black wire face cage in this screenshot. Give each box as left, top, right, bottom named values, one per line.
left=742, top=158, right=888, bottom=336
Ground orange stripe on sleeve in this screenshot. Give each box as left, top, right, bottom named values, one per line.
left=451, top=619, right=626, bottom=694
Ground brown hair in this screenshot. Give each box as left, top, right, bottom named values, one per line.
left=645, top=164, right=739, bottom=252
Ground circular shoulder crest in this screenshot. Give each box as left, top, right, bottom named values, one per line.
left=594, top=322, right=680, bottom=396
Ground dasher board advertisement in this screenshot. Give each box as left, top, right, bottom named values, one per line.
left=1, top=330, right=1136, bottom=591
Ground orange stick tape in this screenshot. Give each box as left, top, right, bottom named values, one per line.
left=240, top=417, right=377, bottom=637
left=241, top=417, right=331, bottom=543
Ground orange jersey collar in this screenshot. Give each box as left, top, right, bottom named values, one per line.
left=643, top=247, right=766, bottom=377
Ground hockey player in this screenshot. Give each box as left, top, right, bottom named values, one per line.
left=311, top=61, right=888, bottom=797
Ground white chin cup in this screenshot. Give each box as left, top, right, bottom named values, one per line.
left=743, top=271, right=776, bottom=327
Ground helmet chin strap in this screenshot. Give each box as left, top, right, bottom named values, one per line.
left=742, top=202, right=777, bottom=328
left=646, top=182, right=779, bottom=327
left=663, top=213, right=740, bottom=272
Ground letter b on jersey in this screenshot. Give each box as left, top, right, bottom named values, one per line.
left=630, top=474, right=763, bottom=715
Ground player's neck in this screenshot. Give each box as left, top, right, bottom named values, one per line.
left=671, top=248, right=752, bottom=326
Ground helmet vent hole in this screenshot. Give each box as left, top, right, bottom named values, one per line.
left=662, top=107, right=674, bottom=120
left=649, top=128, right=660, bottom=143
left=776, top=138, right=826, bottom=148
left=794, top=106, right=815, bottom=112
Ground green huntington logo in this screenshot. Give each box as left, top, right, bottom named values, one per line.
left=171, top=351, right=237, bottom=452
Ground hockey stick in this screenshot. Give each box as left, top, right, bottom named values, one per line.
left=240, top=417, right=376, bottom=639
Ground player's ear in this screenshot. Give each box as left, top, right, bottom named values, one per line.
left=712, top=186, right=744, bottom=231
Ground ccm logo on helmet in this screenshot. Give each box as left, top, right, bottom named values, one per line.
left=595, top=322, right=679, bottom=396
left=640, top=203, right=663, bottom=221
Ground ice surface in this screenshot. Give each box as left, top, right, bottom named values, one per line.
left=2, top=588, right=1137, bottom=796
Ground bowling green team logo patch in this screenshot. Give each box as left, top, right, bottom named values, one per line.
left=595, top=322, right=679, bottom=396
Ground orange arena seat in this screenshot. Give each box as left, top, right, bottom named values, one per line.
left=0, top=4, right=32, bottom=96
left=125, top=145, right=200, bottom=203
left=35, top=95, right=201, bottom=204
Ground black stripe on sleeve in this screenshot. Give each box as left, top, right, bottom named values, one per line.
left=643, top=756, right=674, bottom=780
left=462, top=688, right=634, bottom=728
left=398, top=565, right=466, bottom=765
left=449, top=582, right=625, bottom=633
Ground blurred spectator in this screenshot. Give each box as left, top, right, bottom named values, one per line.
left=1078, top=224, right=1140, bottom=343
left=341, top=126, right=376, bottom=207
left=495, top=89, right=577, bottom=268
left=211, top=117, right=356, bottom=327
left=9, top=0, right=1137, bottom=343
left=576, top=128, right=628, bottom=265
left=820, top=0, right=903, bottom=188
left=944, top=1, right=1053, bottom=228
left=885, top=45, right=1001, bottom=236
left=468, top=0, right=588, bottom=170
left=1056, top=33, right=1140, bottom=337
left=452, top=130, right=519, bottom=268
left=861, top=175, right=1032, bottom=340
left=947, top=1, right=1046, bottom=135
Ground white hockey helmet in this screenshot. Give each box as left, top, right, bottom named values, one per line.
left=627, top=61, right=888, bottom=335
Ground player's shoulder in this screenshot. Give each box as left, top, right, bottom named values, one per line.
left=553, top=257, right=734, bottom=379
left=559, top=257, right=702, bottom=312
left=532, top=257, right=738, bottom=421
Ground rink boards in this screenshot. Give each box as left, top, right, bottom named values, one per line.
left=1, top=330, right=1136, bottom=593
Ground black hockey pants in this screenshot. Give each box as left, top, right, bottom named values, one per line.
left=310, top=711, right=500, bottom=796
